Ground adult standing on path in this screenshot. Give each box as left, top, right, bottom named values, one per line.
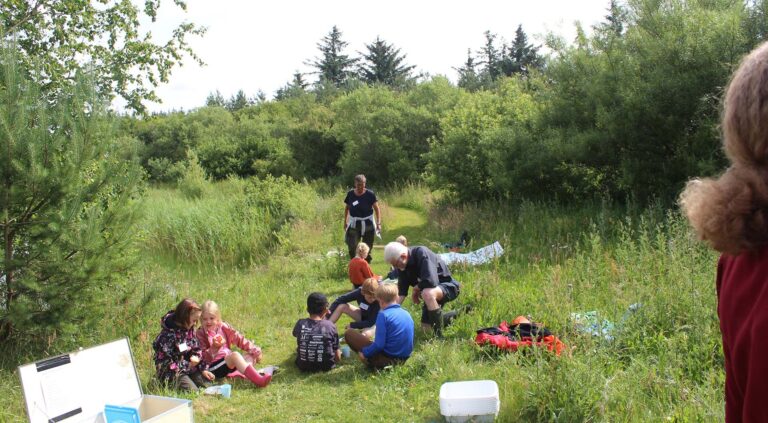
left=344, top=174, right=381, bottom=263
left=680, top=41, right=768, bottom=422
left=384, top=242, right=460, bottom=337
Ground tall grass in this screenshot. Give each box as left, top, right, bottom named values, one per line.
left=142, top=176, right=320, bottom=267
left=384, top=181, right=437, bottom=214
left=442, top=206, right=721, bottom=421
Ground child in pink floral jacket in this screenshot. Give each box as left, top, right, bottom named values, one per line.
left=152, top=298, right=213, bottom=391
left=195, top=300, right=271, bottom=388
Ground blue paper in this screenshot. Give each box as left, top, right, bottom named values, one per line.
left=104, top=404, right=140, bottom=423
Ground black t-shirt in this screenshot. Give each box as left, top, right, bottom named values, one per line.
left=344, top=189, right=378, bottom=218
left=292, top=318, right=339, bottom=372
left=397, top=246, right=453, bottom=297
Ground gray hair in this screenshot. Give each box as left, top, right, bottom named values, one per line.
left=354, top=174, right=366, bottom=184
left=384, top=242, right=408, bottom=263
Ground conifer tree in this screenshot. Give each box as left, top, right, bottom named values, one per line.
left=227, top=89, right=250, bottom=111
left=205, top=90, right=226, bottom=107
left=502, top=25, right=543, bottom=76
left=275, top=71, right=309, bottom=100
left=291, top=71, right=309, bottom=91
left=0, top=47, right=143, bottom=339
left=307, top=26, right=359, bottom=87
left=359, top=36, right=416, bottom=86
left=477, top=31, right=502, bottom=82
left=455, top=49, right=482, bottom=91
left=602, top=0, right=626, bottom=37
left=254, top=90, right=267, bottom=104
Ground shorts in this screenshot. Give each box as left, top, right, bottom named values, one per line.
left=208, top=358, right=232, bottom=379
left=420, top=280, right=461, bottom=324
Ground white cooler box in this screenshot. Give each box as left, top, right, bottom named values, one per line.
left=439, top=380, right=500, bottom=423
left=18, top=338, right=193, bottom=423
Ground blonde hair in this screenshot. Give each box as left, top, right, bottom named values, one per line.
left=680, top=41, right=768, bottom=254
left=361, top=277, right=379, bottom=297
left=356, top=242, right=370, bottom=259
left=376, top=283, right=398, bottom=304
left=201, top=300, right=222, bottom=322
left=395, top=235, right=408, bottom=246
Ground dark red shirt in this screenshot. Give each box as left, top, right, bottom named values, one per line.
left=717, top=247, right=768, bottom=422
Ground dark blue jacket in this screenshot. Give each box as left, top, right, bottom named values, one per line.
left=397, top=246, right=453, bottom=297
left=329, top=287, right=380, bottom=329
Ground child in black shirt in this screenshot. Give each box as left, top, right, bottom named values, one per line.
left=292, top=292, right=341, bottom=372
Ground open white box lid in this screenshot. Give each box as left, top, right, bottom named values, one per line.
left=18, top=338, right=143, bottom=423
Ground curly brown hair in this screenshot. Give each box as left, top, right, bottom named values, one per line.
left=680, top=41, right=768, bottom=254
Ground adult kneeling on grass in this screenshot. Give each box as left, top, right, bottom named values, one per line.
left=384, top=242, right=461, bottom=337
left=346, top=283, right=414, bottom=369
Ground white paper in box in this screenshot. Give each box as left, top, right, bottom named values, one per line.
left=18, top=338, right=193, bottom=423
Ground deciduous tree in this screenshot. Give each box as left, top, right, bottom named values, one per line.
left=1, top=0, right=206, bottom=114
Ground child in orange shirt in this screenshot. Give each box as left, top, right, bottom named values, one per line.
left=348, top=242, right=379, bottom=287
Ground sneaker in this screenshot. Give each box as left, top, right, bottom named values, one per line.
left=258, top=365, right=280, bottom=376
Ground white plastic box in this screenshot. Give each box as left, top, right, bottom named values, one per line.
left=18, top=338, right=193, bottom=423
left=439, top=380, right=500, bottom=423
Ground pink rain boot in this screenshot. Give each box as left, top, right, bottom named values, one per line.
left=244, top=365, right=271, bottom=388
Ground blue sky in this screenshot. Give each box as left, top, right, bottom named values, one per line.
left=139, top=0, right=611, bottom=113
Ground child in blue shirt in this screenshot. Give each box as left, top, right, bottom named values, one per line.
left=345, top=283, right=414, bottom=369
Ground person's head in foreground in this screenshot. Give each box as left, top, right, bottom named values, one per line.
left=680, top=41, right=768, bottom=254
left=354, top=174, right=366, bottom=194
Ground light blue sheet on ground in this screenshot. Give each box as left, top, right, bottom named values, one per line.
left=570, top=303, right=642, bottom=341
left=438, top=241, right=504, bottom=266
left=570, top=311, right=616, bottom=341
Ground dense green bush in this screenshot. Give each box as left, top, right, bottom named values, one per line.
left=540, top=0, right=747, bottom=202
left=332, top=85, right=441, bottom=184
left=146, top=157, right=187, bottom=182
left=426, top=77, right=539, bottom=202
left=196, top=115, right=296, bottom=180
left=177, top=151, right=209, bottom=199
left=133, top=112, right=201, bottom=182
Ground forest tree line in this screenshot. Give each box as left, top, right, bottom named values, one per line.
left=123, top=0, right=768, bottom=204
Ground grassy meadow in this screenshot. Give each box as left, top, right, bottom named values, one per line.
left=0, top=181, right=723, bottom=422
